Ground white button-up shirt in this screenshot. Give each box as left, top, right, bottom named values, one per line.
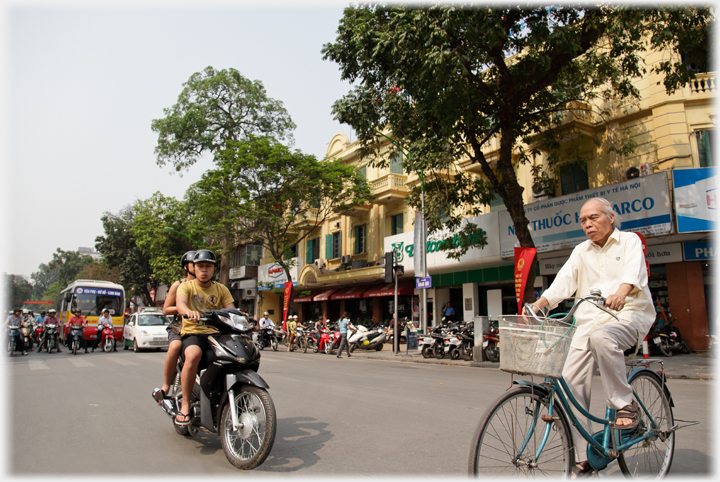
left=541, top=229, right=656, bottom=350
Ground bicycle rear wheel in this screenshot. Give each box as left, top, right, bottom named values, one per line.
left=617, top=371, right=674, bottom=478
left=468, top=385, right=574, bottom=477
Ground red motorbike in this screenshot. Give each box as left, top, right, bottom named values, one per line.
left=96, top=322, right=117, bottom=352
left=33, top=324, right=44, bottom=346
left=482, top=325, right=500, bottom=362
left=312, top=328, right=334, bottom=355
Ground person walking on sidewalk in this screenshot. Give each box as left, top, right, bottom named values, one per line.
left=336, top=312, right=356, bottom=358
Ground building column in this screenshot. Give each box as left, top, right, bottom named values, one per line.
left=462, top=282, right=479, bottom=322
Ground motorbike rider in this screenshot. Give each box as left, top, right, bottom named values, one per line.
left=174, top=249, right=235, bottom=426
left=258, top=312, right=273, bottom=328
left=154, top=250, right=196, bottom=401
left=530, top=198, right=655, bottom=476
left=4, top=308, right=28, bottom=355
left=37, top=309, right=59, bottom=352
left=92, top=308, right=116, bottom=352
left=286, top=315, right=298, bottom=351
left=66, top=309, right=88, bottom=353
left=314, top=319, right=329, bottom=347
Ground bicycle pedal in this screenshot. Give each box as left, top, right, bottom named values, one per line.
left=541, top=414, right=559, bottom=422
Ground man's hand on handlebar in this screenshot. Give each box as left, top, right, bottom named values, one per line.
left=183, top=311, right=202, bottom=321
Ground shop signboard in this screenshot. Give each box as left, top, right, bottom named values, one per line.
left=257, top=257, right=299, bottom=290
left=384, top=211, right=502, bottom=277
left=499, top=172, right=672, bottom=257
left=683, top=241, right=716, bottom=261
left=673, top=167, right=717, bottom=233
left=415, top=277, right=432, bottom=289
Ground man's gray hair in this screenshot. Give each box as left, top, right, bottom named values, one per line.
left=585, top=197, right=615, bottom=222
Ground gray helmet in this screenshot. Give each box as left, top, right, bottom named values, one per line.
left=181, top=250, right=197, bottom=269
left=193, top=249, right=217, bottom=264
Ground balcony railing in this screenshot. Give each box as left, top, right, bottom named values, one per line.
left=369, top=173, right=409, bottom=203
left=688, top=73, right=716, bottom=95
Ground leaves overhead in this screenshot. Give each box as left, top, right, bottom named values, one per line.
left=152, top=66, right=297, bottom=172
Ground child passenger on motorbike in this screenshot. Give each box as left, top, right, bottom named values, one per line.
left=174, top=249, right=235, bottom=426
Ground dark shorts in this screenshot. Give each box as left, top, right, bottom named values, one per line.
left=168, top=330, right=182, bottom=344
left=181, top=334, right=213, bottom=368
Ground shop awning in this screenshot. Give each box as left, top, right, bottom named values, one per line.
left=330, top=285, right=371, bottom=300
left=293, top=290, right=320, bottom=303
left=363, top=280, right=415, bottom=298
left=313, top=289, right=339, bottom=301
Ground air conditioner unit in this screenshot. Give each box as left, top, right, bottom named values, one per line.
left=625, top=163, right=654, bottom=180
left=638, top=163, right=654, bottom=176
left=341, top=255, right=353, bottom=265
left=314, top=258, right=326, bottom=269
left=243, top=288, right=256, bottom=299
left=352, top=259, right=368, bottom=269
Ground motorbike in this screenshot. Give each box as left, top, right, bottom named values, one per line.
left=457, top=322, right=475, bottom=361
left=648, top=316, right=690, bottom=357
left=68, top=324, right=87, bottom=355
left=255, top=327, right=279, bottom=351
left=419, top=321, right=448, bottom=358
left=33, top=324, right=44, bottom=346
left=42, top=322, right=60, bottom=353
left=152, top=309, right=276, bottom=470
left=6, top=324, right=22, bottom=356
left=348, top=323, right=386, bottom=352
left=482, top=324, right=500, bottom=362
left=313, top=328, right=334, bottom=354
left=96, top=322, right=116, bottom=352
left=288, top=326, right=309, bottom=352
left=434, top=323, right=463, bottom=359
left=21, top=319, right=35, bottom=350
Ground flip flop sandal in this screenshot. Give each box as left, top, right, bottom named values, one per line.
left=613, top=401, right=640, bottom=430
left=175, top=412, right=191, bottom=426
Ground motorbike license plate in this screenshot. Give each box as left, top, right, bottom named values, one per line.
left=482, top=340, right=488, bottom=348
left=653, top=337, right=661, bottom=344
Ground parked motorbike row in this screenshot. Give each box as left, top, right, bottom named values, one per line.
left=644, top=315, right=691, bottom=357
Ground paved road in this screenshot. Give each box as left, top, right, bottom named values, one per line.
left=4, top=347, right=714, bottom=476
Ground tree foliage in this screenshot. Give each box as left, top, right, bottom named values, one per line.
left=323, top=4, right=713, bottom=302
left=186, top=135, right=374, bottom=293
left=4, top=274, right=33, bottom=309
left=152, top=66, right=297, bottom=172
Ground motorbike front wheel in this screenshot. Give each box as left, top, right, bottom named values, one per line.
left=8, top=339, right=15, bottom=356
left=659, top=339, right=672, bottom=357
left=433, top=344, right=445, bottom=359
left=72, top=338, right=79, bottom=355
left=324, top=342, right=332, bottom=355
left=104, top=337, right=114, bottom=353
left=220, top=386, right=277, bottom=470
left=270, top=339, right=278, bottom=351
left=450, top=347, right=460, bottom=360
left=300, top=337, right=308, bottom=353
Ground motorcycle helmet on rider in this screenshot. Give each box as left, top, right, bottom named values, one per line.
left=193, top=249, right=217, bottom=264
left=180, top=250, right=197, bottom=270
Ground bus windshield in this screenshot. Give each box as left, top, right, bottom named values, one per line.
left=73, top=292, right=123, bottom=316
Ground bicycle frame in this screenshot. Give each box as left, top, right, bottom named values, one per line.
left=516, top=371, right=666, bottom=467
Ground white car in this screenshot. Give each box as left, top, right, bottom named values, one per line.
left=123, top=309, right=171, bottom=352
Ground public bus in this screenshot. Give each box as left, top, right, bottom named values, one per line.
left=58, top=280, right=125, bottom=345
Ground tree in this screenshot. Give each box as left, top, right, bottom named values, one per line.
left=323, top=4, right=712, bottom=303
left=47, top=249, right=94, bottom=289
left=131, top=192, right=195, bottom=287
left=4, top=274, right=33, bottom=309
left=186, top=136, right=373, bottom=307
left=152, top=66, right=296, bottom=172
left=95, top=205, right=158, bottom=306
left=31, top=262, right=60, bottom=300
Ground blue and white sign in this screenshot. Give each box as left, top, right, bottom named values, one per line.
left=500, top=172, right=672, bottom=257
left=75, top=287, right=123, bottom=297
left=257, top=257, right=299, bottom=290
left=415, top=277, right=432, bottom=289
left=673, top=167, right=717, bottom=233
left=683, top=241, right=716, bottom=261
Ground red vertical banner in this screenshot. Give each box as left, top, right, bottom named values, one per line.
left=514, top=247, right=537, bottom=314
left=282, top=281, right=292, bottom=331
left=634, top=232, right=650, bottom=275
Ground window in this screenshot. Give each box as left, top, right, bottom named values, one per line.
left=559, top=163, right=589, bottom=195
left=390, top=213, right=403, bottom=235
left=286, top=244, right=298, bottom=258
left=326, top=232, right=342, bottom=259
left=358, top=166, right=367, bottom=179
left=305, top=238, right=320, bottom=264
left=696, top=130, right=715, bottom=167
left=489, top=193, right=506, bottom=212
left=390, top=151, right=404, bottom=175
left=230, top=245, right=262, bottom=267
left=354, top=224, right=367, bottom=254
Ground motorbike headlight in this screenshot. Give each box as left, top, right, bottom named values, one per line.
left=218, top=313, right=253, bottom=332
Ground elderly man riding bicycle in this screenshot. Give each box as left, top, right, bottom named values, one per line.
left=530, top=197, right=656, bottom=476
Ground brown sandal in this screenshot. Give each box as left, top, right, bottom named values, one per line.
left=614, top=400, right=640, bottom=430
left=571, top=460, right=593, bottom=478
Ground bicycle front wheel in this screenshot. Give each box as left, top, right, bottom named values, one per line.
left=469, top=386, right=574, bottom=477
left=617, top=371, right=675, bottom=478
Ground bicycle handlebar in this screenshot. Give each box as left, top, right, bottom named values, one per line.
left=522, top=288, right=620, bottom=325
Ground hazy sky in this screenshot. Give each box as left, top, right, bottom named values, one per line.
left=1, top=0, right=359, bottom=281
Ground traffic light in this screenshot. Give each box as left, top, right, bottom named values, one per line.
left=384, top=251, right=394, bottom=283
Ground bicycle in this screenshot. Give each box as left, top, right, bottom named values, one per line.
left=468, top=289, right=696, bottom=478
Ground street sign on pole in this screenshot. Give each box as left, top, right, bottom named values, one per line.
left=415, top=277, right=432, bottom=289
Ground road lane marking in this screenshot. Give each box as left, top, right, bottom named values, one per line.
left=107, top=357, right=139, bottom=366
left=68, top=358, right=95, bottom=367
left=28, top=360, right=49, bottom=370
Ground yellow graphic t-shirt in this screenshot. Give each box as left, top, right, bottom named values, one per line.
left=177, top=280, right=234, bottom=335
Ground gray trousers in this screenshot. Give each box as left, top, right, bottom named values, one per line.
left=562, top=320, right=638, bottom=459
left=337, top=333, right=351, bottom=356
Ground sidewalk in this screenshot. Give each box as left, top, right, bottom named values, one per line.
left=347, top=344, right=716, bottom=380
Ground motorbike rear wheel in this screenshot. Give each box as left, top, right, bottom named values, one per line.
left=450, top=347, right=460, bottom=360
left=220, top=386, right=277, bottom=470
left=659, top=339, right=672, bottom=357
left=433, top=344, right=445, bottom=359
left=484, top=343, right=500, bottom=363
left=421, top=345, right=434, bottom=358
left=374, top=342, right=383, bottom=351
